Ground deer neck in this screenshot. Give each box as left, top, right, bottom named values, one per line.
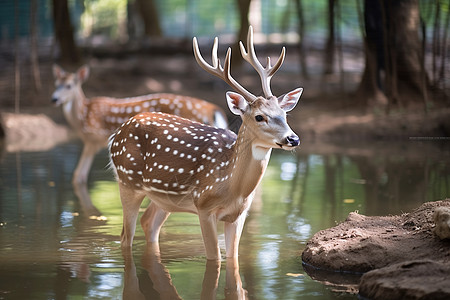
left=63, top=87, right=88, bottom=133
left=228, top=124, right=272, bottom=200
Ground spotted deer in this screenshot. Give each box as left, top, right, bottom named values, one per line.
left=52, top=65, right=227, bottom=184
left=109, top=26, right=302, bottom=260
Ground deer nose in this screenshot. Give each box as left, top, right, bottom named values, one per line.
left=286, top=134, right=300, bottom=147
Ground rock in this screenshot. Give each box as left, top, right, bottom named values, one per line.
left=302, top=200, right=450, bottom=273
left=302, top=200, right=450, bottom=297
left=434, top=207, right=450, bottom=240
left=359, top=260, right=450, bottom=300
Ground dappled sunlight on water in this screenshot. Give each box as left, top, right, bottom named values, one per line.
left=0, top=140, right=448, bottom=299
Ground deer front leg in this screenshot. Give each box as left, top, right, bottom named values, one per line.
left=73, top=142, right=103, bottom=185
left=119, top=184, right=146, bottom=248
left=140, top=201, right=170, bottom=244
left=198, top=211, right=221, bottom=260
left=224, top=212, right=248, bottom=261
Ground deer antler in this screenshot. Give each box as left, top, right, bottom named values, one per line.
left=193, top=37, right=256, bottom=102
left=239, top=26, right=286, bottom=98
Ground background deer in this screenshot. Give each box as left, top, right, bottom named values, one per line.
left=52, top=65, right=227, bottom=184
left=109, top=26, right=302, bottom=261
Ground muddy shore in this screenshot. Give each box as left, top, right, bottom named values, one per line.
left=302, top=200, right=450, bottom=299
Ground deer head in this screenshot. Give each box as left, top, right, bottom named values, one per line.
left=193, top=26, right=302, bottom=157
left=52, top=64, right=89, bottom=106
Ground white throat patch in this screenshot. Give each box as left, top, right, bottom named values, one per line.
left=251, top=145, right=271, bottom=161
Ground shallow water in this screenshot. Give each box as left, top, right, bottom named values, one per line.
left=0, top=139, right=448, bottom=299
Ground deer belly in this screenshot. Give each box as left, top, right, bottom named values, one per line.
left=145, top=191, right=198, bottom=214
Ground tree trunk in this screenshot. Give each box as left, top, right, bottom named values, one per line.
left=30, top=0, right=41, bottom=95
left=323, top=0, right=336, bottom=75
left=0, top=115, right=5, bottom=139
left=386, top=0, right=428, bottom=107
left=136, top=0, right=162, bottom=37
left=432, top=1, right=441, bottom=86
left=14, top=0, right=20, bottom=113
left=52, top=0, right=80, bottom=64
left=355, top=0, right=388, bottom=108
left=438, top=0, right=450, bottom=93
left=356, top=0, right=430, bottom=110
left=232, top=0, right=252, bottom=67
left=294, top=0, right=309, bottom=78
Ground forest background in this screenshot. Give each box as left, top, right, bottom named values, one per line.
left=0, top=0, right=449, bottom=139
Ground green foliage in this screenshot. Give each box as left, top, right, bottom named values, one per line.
left=81, top=0, right=128, bottom=39
left=156, top=0, right=239, bottom=37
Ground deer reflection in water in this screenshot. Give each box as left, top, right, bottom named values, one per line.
left=72, top=181, right=102, bottom=217
left=122, top=245, right=247, bottom=300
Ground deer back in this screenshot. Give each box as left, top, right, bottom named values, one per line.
left=87, top=94, right=227, bottom=136
left=110, top=112, right=237, bottom=211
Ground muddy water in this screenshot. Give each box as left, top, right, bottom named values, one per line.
left=0, top=140, right=448, bottom=299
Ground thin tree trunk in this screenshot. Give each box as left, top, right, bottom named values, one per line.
left=355, top=0, right=387, bottom=108
left=432, top=0, right=441, bottom=86
left=30, top=0, right=41, bottom=95
left=14, top=0, right=20, bottom=113
left=388, top=2, right=401, bottom=108
left=294, top=0, right=309, bottom=78
left=379, top=0, right=395, bottom=111
left=232, top=0, right=252, bottom=67
left=0, top=116, right=5, bottom=139
left=439, top=0, right=450, bottom=93
left=52, top=0, right=80, bottom=64
left=336, top=0, right=345, bottom=91
left=136, top=0, right=162, bottom=37
left=323, top=0, right=336, bottom=75
left=420, top=17, right=430, bottom=111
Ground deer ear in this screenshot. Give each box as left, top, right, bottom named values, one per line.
left=53, top=64, right=65, bottom=79
left=278, top=88, right=302, bottom=112
left=76, top=65, right=90, bottom=83
left=226, top=91, right=248, bottom=116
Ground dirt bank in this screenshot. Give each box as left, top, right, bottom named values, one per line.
left=302, top=200, right=450, bottom=299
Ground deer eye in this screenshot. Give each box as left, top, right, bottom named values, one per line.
left=255, top=115, right=264, bottom=122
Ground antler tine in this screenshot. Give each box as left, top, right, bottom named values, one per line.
left=193, top=37, right=255, bottom=102
left=269, top=47, right=286, bottom=77
left=239, top=26, right=286, bottom=98
left=193, top=37, right=219, bottom=76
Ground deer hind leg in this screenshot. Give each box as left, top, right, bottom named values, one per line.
left=224, top=212, right=248, bottom=260
left=73, top=142, right=103, bottom=185
left=119, top=184, right=146, bottom=248
left=140, top=201, right=170, bottom=244
left=198, top=211, right=221, bottom=261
